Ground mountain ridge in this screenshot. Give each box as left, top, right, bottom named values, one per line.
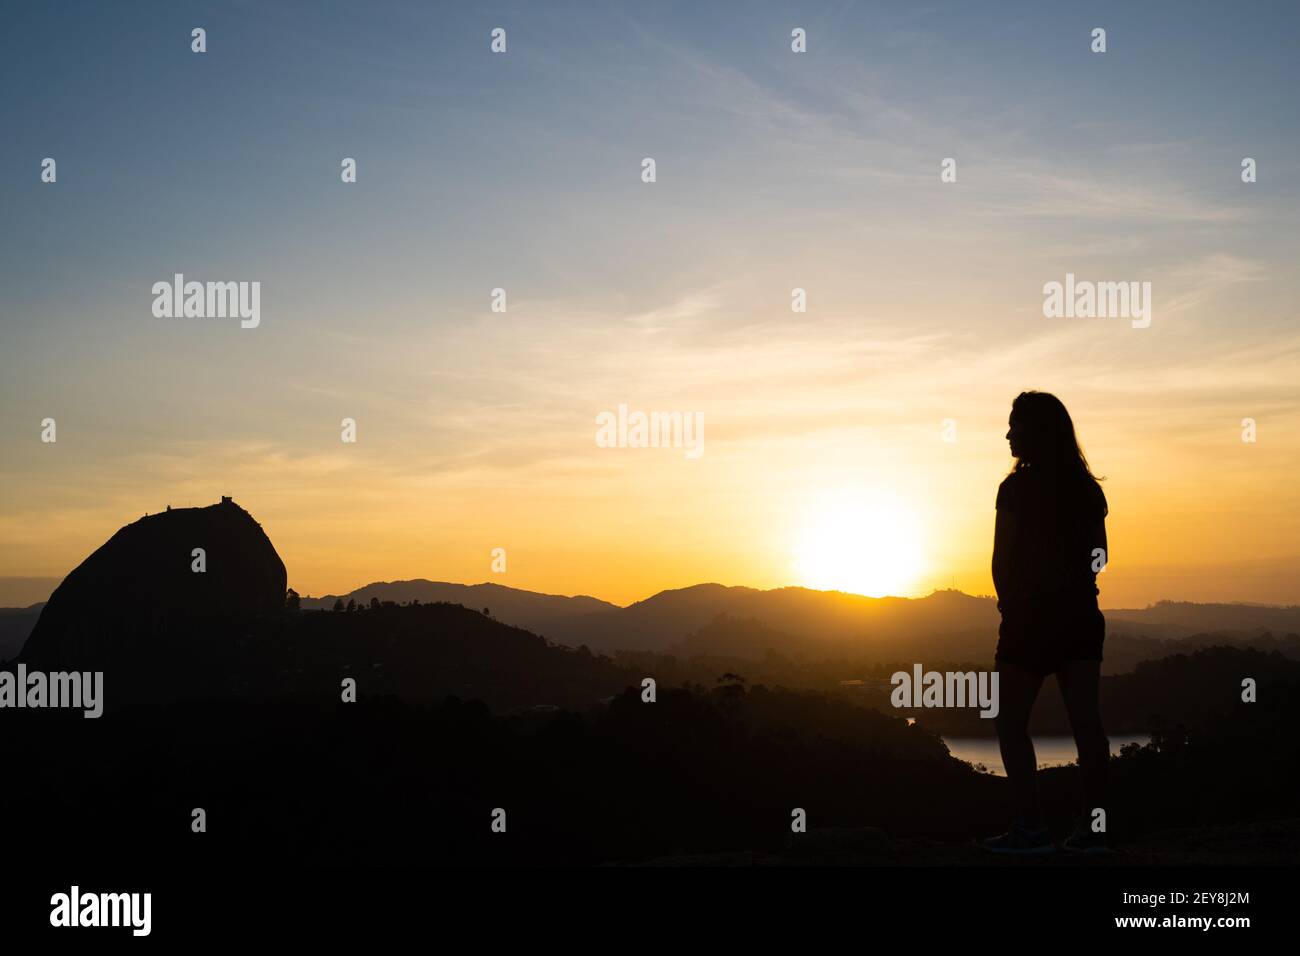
left=6, top=505, right=1299, bottom=667
left=289, top=578, right=1300, bottom=660
left=10, top=573, right=1300, bottom=666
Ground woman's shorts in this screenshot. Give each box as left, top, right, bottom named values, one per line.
left=995, top=596, right=1105, bottom=677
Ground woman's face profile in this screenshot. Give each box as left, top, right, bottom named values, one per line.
left=1007, top=414, right=1024, bottom=459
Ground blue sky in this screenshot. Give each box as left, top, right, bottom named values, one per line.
left=2, top=1, right=1298, bottom=606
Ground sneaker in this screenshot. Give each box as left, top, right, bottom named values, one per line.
left=1062, top=821, right=1113, bottom=854
left=979, top=820, right=1056, bottom=856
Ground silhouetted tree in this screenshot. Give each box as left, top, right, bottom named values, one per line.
left=332, top=598, right=345, bottom=612
left=346, top=598, right=357, bottom=613
left=370, top=597, right=381, bottom=611
left=285, top=588, right=301, bottom=611
left=713, top=672, right=747, bottom=714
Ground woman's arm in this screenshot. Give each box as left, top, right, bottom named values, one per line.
left=1092, top=517, right=1108, bottom=574
left=992, top=507, right=1016, bottom=603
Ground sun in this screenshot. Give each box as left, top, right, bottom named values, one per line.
left=792, top=491, right=927, bottom=598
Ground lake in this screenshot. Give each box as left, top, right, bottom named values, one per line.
left=942, top=734, right=1150, bottom=776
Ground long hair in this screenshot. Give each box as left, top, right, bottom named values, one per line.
left=1009, top=391, right=1102, bottom=481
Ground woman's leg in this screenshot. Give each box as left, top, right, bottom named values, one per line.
left=1056, top=659, right=1109, bottom=820
left=994, top=661, right=1045, bottom=825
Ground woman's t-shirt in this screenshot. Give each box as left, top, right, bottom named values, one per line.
left=996, top=468, right=1107, bottom=606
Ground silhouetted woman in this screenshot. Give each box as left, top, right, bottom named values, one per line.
left=982, top=391, right=1111, bottom=854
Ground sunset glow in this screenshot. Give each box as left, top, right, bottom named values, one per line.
left=792, top=493, right=927, bottom=598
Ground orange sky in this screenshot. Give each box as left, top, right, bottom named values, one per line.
left=3, top=4, right=1298, bottom=610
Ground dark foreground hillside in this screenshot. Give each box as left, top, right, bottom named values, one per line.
left=14, top=600, right=635, bottom=714
left=3, top=655, right=1296, bottom=866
